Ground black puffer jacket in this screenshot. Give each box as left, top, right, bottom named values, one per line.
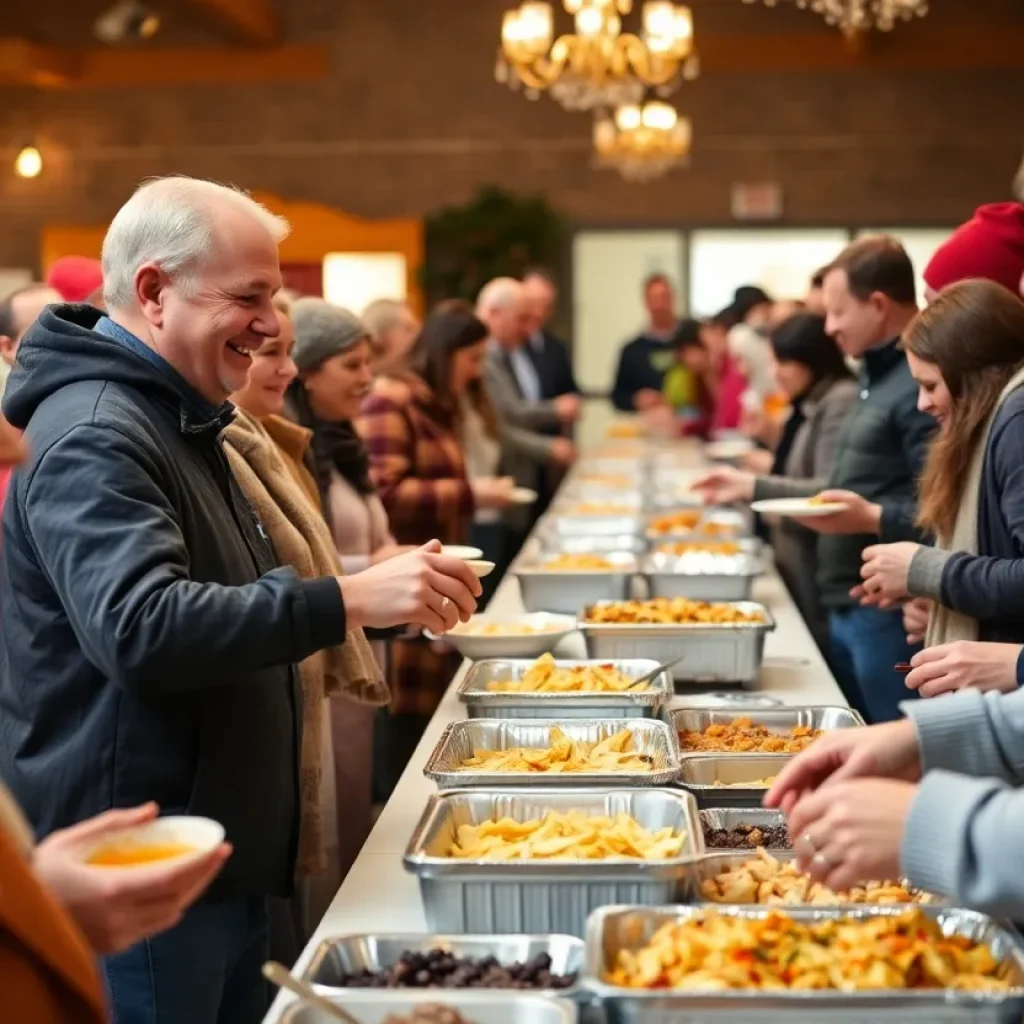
left=0, top=305, right=346, bottom=899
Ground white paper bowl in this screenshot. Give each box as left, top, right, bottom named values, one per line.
left=82, top=815, right=225, bottom=870
left=466, top=560, right=496, bottom=578
left=426, top=613, right=577, bottom=660
left=440, top=545, right=484, bottom=560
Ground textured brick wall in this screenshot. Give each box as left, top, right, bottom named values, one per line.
left=0, top=0, right=1022, bottom=270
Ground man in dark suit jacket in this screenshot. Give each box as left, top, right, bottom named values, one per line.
left=522, top=268, right=580, bottom=405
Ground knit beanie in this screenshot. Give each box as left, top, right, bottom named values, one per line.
left=924, top=203, right=1024, bottom=296
left=46, top=256, right=103, bottom=303
left=289, top=297, right=369, bottom=373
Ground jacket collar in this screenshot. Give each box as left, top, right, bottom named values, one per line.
left=862, top=337, right=905, bottom=383
left=95, top=317, right=235, bottom=438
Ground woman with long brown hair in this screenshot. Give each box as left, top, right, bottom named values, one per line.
left=357, top=302, right=512, bottom=785
left=858, top=278, right=1024, bottom=695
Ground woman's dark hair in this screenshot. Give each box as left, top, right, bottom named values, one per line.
left=409, top=300, right=498, bottom=435
left=674, top=317, right=703, bottom=350
left=770, top=312, right=851, bottom=384
left=905, top=278, right=1024, bottom=538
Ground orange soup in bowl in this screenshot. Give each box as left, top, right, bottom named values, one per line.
left=86, top=842, right=197, bottom=867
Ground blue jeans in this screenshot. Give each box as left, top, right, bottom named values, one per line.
left=103, top=897, right=269, bottom=1024
left=829, top=606, right=921, bottom=724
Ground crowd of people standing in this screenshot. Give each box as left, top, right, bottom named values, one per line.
left=4, top=174, right=1024, bottom=1021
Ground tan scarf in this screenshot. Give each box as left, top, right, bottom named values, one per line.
left=925, top=365, right=1024, bottom=647
left=222, top=410, right=388, bottom=877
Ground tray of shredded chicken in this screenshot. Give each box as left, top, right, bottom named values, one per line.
left=514, top=551, right=639, bottom=615
left=457, top=657, right=671, bottom=720
left=423, top=719, right=681, bottom=789
left=686, top=848, right=936, bottom=906
left=578, top=599, right=774, bottom=687
left=584, top=903, right=1024, bottom=1023
left=676, top=754, right=794, bottom=807
left=641, top=539, right=764, bottom=602
left=403, top=787, right=702, bottom=937
left=668, top=706, right=864, bottom=758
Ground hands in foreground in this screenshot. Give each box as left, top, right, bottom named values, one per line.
left=340, top=540, right=481, bottom=634
left=763, top=718, right=922, bottom=816
left=33, top=803, right=231, bottom=954
left=793, top=489, right=881, bottom=535
left=689, top=466, right=755, bottom=505
left=905, top=641, right=1021, bottom=698
left=788, top=779, right=917, bottom=894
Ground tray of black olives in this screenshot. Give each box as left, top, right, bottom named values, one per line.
left=302, top=934, right=584, bottom=997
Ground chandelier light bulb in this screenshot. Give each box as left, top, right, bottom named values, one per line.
left=642, top=99, right=677, bottom=130
left=15, top=145, right=42, bottom=179
left=575, top=5, right=605, bottom=37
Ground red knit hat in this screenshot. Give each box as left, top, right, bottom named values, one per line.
left=924, top=203, right=1024, bottom=296
left=45, top=255, right=104, bottom=303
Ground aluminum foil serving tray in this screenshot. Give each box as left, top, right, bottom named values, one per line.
left=584, top=903, right=1024, bottom=1023
left=302, top=932, right=586, bottom=999
left=668, top=705, right=864, bottom=757
left=578, top=601, right=774, bottom=686
left=404, top=787, right=702, bottom=937
left=457, top=658, right=670, bottom=720
left=424, top=718, right=681, bottom=789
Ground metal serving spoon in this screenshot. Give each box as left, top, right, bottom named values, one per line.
left=262, top=961, right=364, bottom=1024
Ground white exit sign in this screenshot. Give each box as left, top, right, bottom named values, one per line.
left=731, top=182, right=784, bottom=221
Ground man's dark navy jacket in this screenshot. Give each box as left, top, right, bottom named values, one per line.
left=0, top=305, right=345, bottom=899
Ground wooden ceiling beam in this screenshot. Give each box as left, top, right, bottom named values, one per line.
left=179, top=0, right=281, bottom=45
left=0, top=39, right=80, bottom=87
left=0, top=41, right=328, bottom=88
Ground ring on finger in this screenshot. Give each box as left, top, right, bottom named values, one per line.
left=799, top=831, right=819, bottom=855
left=811, top=850, right=833, bottom=871
left=440, top=596, right=450, bottom=611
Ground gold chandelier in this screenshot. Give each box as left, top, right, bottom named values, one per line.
left=496, top=0, right=698, bottom=112
left=745, top=0, right=928, bottom=33
left=593, top=100, right=691, bottom=182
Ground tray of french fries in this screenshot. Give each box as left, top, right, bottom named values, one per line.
left=423, top=719, right=681, bottom=789
left=457, top=657, right=671, bottom=720
left=403, top=787, right=702, bottom=937
left=668, top=706, right=864, bottom=758
left=578, top=599, right=774, bottom=687
left=641, top=538, right=763, bottom=603
left=676, top=753, right=793, bottom=807
left=688, top=848, right=936, bottom=906
left=584, top=903, right=1024, bottom=1022
left=514, top=551, right=639, bottom=615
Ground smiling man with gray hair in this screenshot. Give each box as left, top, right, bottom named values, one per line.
left=0, top=176, right=479, bottom=1021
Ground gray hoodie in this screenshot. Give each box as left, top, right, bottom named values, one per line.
left=901, top=688, right=1024, bottom=916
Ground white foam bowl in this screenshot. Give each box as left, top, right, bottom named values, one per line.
left=82, top=815, right=225, bottom=869
left=426, top=612, right=577, bottom=660
left=440, top=545, right=484, bottom=560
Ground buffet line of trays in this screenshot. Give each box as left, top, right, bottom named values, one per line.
left=285, top=447, right=1024, bottom=1023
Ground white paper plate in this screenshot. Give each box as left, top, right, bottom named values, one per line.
left=705, top=439, right=755, bottom=461
left=425, top=612, right=576, bottom=660
left=440, top=545, right=484, bottom=560
left=509, top=487, right=539, bottom=505
left=750, top=498, right=847, bottom=517
left=82, top=815, right=225, bottom=870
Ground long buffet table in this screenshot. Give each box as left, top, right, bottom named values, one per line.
left=264, top=437, right=845, bottom=1022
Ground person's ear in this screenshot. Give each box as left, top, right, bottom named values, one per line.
left=135, top=264, right=169, bottom=329
left=0, top=335, right=17, bottom=368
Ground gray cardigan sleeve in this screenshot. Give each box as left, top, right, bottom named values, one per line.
left=901, top=770, right=1024, bottom=917
left=498, top=419, right=554, bottom=464
left=751, top=381, right=857, bottom=503
left=902, top=688, right=1024, bottom=784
